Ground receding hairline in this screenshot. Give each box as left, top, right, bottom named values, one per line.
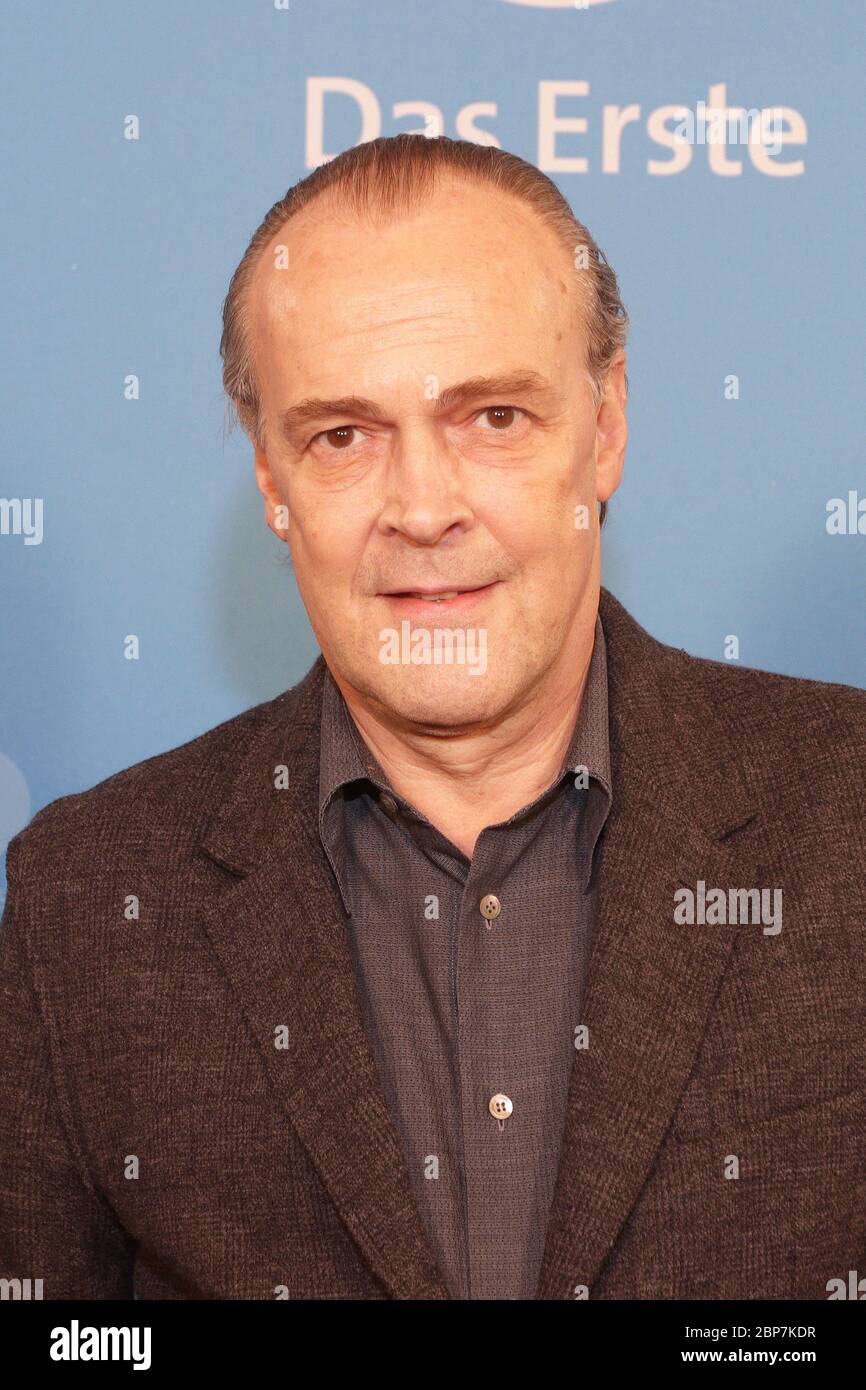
left=243, top=170, right=591, bottom=389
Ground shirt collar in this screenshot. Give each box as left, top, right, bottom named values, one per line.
left=560, top=613, right=611, bottom=806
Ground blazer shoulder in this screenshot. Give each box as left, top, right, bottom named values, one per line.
left=4, top=663, right=323, bottom=889
left=670, top=642, right=866, bottom=723
left=666, top=643, right=866, bottom=784
left=599, top=588, right=866, bottom=759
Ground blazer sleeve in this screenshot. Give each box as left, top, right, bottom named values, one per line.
left=0, top=843, right=135, bottom=1299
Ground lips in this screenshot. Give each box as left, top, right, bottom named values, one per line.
left=391, top=590, right=463, bottom=602
left=382, top=584, right=490, bottom=600
left=378, top=581, right=500, bottom=611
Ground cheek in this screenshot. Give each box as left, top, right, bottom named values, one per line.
left=288, top=496, right=372, bottom=603
left=286, top=512, right=326, bottom=569
left=286, top=482, right=349, bottom=556
left=505, top=512, right=590, bottom=611
left=490, top=491, right=578, bottom=572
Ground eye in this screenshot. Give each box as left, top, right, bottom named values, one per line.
left=311, top=425, right=364, bottom=451
left=475, top=405, right=526, bottom=432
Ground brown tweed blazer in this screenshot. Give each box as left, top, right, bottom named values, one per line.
left=1, top=586, right=864, bottom=1300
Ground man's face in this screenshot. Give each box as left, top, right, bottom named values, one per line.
left=250, top=177, right=626, bottom=730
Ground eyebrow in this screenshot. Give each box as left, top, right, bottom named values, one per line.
left=278, top=370, right=560, bottom=445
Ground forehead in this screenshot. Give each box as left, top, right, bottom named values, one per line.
left=248, top=178, right=585, bottom=372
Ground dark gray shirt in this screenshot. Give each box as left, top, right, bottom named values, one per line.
left=318, top=616, right=612, bottom=1299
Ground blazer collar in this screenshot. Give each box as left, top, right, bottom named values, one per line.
left=197, top=586, right=758, bottom=1299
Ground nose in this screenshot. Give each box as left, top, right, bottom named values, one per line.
left=376, top=426, right=474, bottom=545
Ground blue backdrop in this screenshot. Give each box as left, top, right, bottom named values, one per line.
left=2, top=0, right=864, bottom=903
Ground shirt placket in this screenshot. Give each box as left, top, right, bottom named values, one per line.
left=453, top=828, right=521, bottom=1299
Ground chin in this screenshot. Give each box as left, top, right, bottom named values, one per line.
left=369, top=668, right=504, bottom=732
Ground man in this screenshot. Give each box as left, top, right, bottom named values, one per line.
left=1, top=134, right=864, bottom=1301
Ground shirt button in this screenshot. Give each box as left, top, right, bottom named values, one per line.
left=489, top=1093, right=513, bottom=1129
left=379, top=792, right=398, bottom=817
left=479, top=893, right=501, bottom=924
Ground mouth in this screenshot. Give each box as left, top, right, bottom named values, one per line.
left=378, top=581, right=500, bottom=611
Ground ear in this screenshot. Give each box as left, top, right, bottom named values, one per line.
left=254, top=445, right=290, bottom=542
left=595, top=350, right=628, bottom=506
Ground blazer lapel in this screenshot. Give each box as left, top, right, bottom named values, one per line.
left=197, top=661, right=450, bottom=1300
left=535, top=589, right=761, bottom=1298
